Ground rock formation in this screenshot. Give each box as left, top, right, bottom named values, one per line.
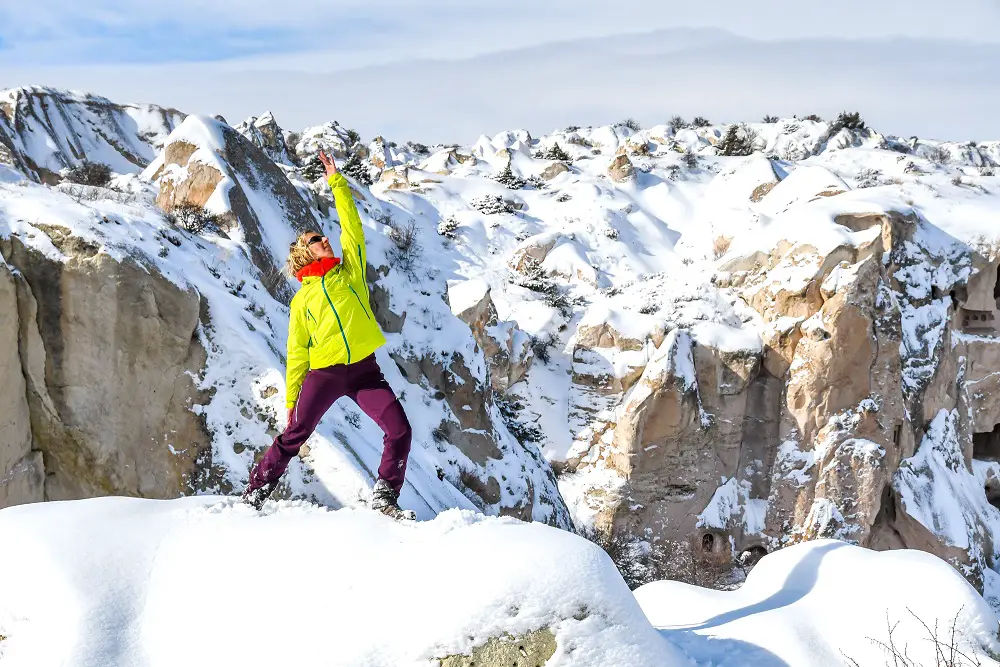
left=145, top=116, right=320, bottom=303
left=0, top=86, right=184, bottom=183
left=0, top=232, right=210, bottom=506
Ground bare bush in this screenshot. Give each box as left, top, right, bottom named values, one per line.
left=65, top=161, right=112, bottom=187
left=713, top=235, right=732, bottom=259
left=669, top=116, right=689, bottom=132
left=802, top=113, right=823, bottom=122
left=495, top=394, right=544, bottom=444
left=842, top=607, right=998, bottom=667
left=387, top=219, right=423, bottom=280
left=578, top=526, right=739, bottom=591
left=166, top=203, right=221, bottom=234
left=981, top=166, right=996, bottom=177
left=926, top=145, right=952, bottom=164
left=692, top=116, right=712, bottom=128
left=621, top=117, right=641, bottom=131
left=55, top=183, right=141, bottom=205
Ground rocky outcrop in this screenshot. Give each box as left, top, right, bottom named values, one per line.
left=541, top=161, right=570, bottom=180
left=560, top=207, right=1000, bottom=592
left=448, top=279, right=534, bottom=393
left=608, top=149, right=635, bottom=183
left=0, top=86, right=184, bottom=183
left=147, top=116, right=320, bottom=303
left=0, top=232, right=211, bottom=507
left=235, top=111, right=294, bottom=166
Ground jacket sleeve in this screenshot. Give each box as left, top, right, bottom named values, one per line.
left=285, top=298, right=311, bottom=408
left=328, top=172, right=367, bottom=284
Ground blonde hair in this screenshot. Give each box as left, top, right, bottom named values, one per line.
left=286, top=230, right=323, bottom=278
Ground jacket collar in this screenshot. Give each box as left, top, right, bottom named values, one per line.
left=295, top=257, right=340, bottom=282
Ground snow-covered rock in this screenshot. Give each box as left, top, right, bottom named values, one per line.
left=637, top=539, right=1000, bottom=667
left=0, top=496, right=689, bottom=667
left=0, top=86, right=184, bottom=183
left=145, top=115, right=320, bottom=302
left=234, top=111, right=294, bottom=166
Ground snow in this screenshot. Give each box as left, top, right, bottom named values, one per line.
left=637, top=539, right=1000, bottom=667
left=447, top=278, right=491, bottom=316
left=895, top=409, right=1000, bottom=555
left=7, top=88, right=1000, bottom=664
left=697, top=477, right=767, bottom=536
left=0, top=496, right=688, bottom=667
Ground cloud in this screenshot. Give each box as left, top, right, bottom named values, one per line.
left=3, top=29, right=997, bottom=144
left=2, top=1, right=999, bottom=67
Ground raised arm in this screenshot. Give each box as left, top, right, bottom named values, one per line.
left=319, top=150, right=366, bottom=284
left=285, top=298, right=311, bottom=410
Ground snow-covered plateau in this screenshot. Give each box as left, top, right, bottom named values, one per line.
left=3, top=85, right=1000, bottom=665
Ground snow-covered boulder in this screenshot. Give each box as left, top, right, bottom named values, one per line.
left=636, top=539, right=1000, bottom=667
left=0, top=497, right=689, bottom=667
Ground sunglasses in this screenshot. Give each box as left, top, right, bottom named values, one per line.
left=306, top=235, right=325, bottom=246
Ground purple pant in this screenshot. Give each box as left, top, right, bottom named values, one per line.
left=248, top=354, right=412, bottom=494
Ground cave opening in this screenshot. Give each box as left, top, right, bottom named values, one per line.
left=701, top=533, right=715, bottom=553
left=974, top=423, right=1000, bottom=461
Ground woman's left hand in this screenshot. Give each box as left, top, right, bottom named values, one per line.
left=318, top=150, right=338, bottom=177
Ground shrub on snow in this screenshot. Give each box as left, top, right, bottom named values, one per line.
left=166, top=203, right=221, bottom=235
left=64, top=161, right=112, bottom=187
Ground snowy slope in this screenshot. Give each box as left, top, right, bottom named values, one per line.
left=636, top=539, right=1000, bottom=666
left=0, top=86, right=184, bottom=181
left=0, top=496, right=688, bottom=667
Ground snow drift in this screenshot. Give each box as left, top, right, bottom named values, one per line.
left=0, top=497, right=686, bottom=667
left=637, top=539, right=1000, bottom=666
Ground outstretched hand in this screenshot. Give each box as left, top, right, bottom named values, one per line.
left=318, top=150, right=338, bottom=177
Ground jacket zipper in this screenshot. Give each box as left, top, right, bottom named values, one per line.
left=357, top=246, right=369, bottom=301
left=349, top=285, right=372, bottom=320
left=321, top=275, right=351, bottom=363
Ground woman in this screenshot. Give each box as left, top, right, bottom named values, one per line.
left=242, top=150, right=414, bottom=520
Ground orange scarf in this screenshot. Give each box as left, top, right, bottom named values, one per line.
left=295, top=257, right=340, bottom=282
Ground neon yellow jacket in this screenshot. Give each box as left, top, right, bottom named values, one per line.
left=285, top=173, right=386, bottom=407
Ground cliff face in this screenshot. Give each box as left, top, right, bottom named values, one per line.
left=4, top=87, right=1000, bottom=592
left=0, top=233, right=210, bottom=505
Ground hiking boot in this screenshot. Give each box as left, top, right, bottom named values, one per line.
left=371, top=479, right=416, bottom=521
left=241, top=479, right=278, bottom=511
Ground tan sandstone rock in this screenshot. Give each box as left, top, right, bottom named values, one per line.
left=0, top=233, right=212, bottom=502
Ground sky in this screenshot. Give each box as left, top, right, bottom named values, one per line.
left=2, top=1, right=1000, bottom=142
